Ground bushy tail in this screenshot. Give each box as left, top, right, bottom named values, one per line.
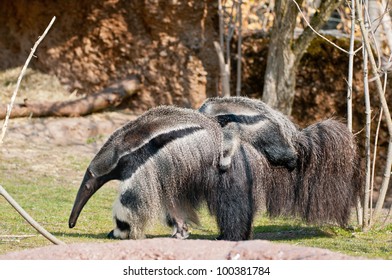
left=294, top=119, right=361, bottom=226
left=265, top=119, right=363, bottom=227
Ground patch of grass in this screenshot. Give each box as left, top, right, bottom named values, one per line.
left=0, top=177, right=117, bottom=254
left=66, top=154, right=91, bottom=173
left=86, top=134, right=105, bottom=145
left=252, top=215, right=392, bottom=259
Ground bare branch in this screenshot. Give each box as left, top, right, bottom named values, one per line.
left=0, top=16, right=64, bottom=246
left=0, top=16, right=56, bottom=144
left=347, top=0, right=356, bottom=132
left=371, top=108, right=383, bottom=223
left=346, top=0, right=364, bottom=226
left=362, top=28, right=372, bottom=230
left=364, top=2, right=383, bottom=69
left=293, top=0, right=348, bottom=59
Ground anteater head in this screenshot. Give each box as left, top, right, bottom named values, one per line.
left=199, top=97, right=298, bottom=171
left=68, top=143, right=122, bottom=228
left=68, top=169, right=102, bottom=228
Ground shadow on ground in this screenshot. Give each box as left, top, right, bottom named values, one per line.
left=253, top=225, right=333, bottom=241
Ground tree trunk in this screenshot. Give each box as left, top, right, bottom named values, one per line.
left=263, top=0, right=344, bottom=115
left=262, top=1, right=298, bottom=116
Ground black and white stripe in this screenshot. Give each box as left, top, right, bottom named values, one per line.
left=199, top=97, right=298, bottom=170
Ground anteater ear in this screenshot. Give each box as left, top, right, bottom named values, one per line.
left=89, top=147, right=119, bottom=178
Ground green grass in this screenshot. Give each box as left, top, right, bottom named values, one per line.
left=1, top=150, right=391, bottom=259
left=252, top=216, right=392, bottom=259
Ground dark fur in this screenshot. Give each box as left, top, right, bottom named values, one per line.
left=200, top=97, right=363, bottom=231
left=266, top=119, right=363, bottom=226
left=211, top=142, right=265, bottom=240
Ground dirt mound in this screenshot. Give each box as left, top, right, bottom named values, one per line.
left=0, top=238, right=359, bottom=260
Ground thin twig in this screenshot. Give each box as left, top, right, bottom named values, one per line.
left=347, top=0, right=364, bottom=226
left=0, top=234, right=37, bottom=242
left=370, top=107, right=383, bottom=223
left=292, top=0, right=350, bottom=54
left=364, top=3, right=382, bottom=69
left=362, top=0, right=373, bottom=230
left=347, top=0, right=355, bottom=132
left=225, top=2, right=236, bottom=86
left=0, top=234, right=37, bottom=238
left=0, top=16, right=56, bottom=144
left=370, top=62, right=391, bottom=225
left=0, top=17, right=63, bottom=245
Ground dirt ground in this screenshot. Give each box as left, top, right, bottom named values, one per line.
left=0, top=238, right=359, bottom=260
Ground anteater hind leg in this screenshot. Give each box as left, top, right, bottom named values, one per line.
left=165, top=202, right=200, bottom=239
left=166, top=215, right=189, bottom=239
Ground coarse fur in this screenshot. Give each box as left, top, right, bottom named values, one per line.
left=69, top=105, right=225, bottom=239
left=199, top=96, right=298, bottom=171
left=200, top=96, right=363, bottom=228
left=69, top=102, right=306, bottom=241
left=211, top=141, right=293, bottom=240
left=69, top=96, right=363, bottom=241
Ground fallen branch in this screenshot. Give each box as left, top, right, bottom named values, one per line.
left=0, top=234, right=37, bottom=242
left=0, top=234, right=37, bottom=239
left=0, top=77, right=141, bottom=119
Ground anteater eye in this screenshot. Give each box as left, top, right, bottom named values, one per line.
left=85, top=183, right=91, bottom=190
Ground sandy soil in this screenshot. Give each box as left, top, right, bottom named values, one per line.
left=0, top=238, right=360, bottom=260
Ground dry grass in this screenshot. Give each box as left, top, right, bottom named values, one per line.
left=0, top=67, right=72, bottom=104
